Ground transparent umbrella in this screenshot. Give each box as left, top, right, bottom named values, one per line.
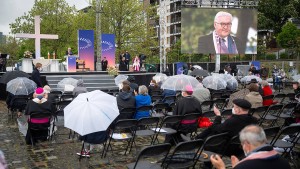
left=292, top=75, right=300, bottom=82
left=57, top=78, right=78, bottom=89
left=240, top=75, right=262, bottom=84
left=153, top=73, right=168, bottom=83
left=161, top=74, right=201, bottom=91
left=202, top=76, right=227, bottom=90
left=114, top=75, right=128, bottom=85
left=193, top=65, right=203, bottom=70
left=6, top=77, right=37, bottom=95
left=64, top=90, right=119, bottom=136
left=220, top=74, right=238, bottom=91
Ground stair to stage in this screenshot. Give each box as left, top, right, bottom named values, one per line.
left=46, top=74, right=118, bottom=92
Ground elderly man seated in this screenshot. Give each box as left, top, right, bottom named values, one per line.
left=210, top=125, right=291, bottom=169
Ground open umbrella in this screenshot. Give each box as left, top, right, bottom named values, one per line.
left=240, top=75, right=262, bottom=84
left=6, top=77, right=37, bottom=95
left=152, top=73, right=168, bottom=83
left=114, top=75, right=128, bottom=85
left=64, top=90, right=119, bottom=136
left=193, top=65, right=203, bottom=70
left=202, top=76, right=227, bottom=90
left=57, top=78, right=78, bottom=89
left=220, top=74, right=238, bottom=91
left=190, top=69, right=210, bottom=77
left=161, top=74, right=201, bottom=91
left=0, top=71, right=30, bottom=84
left=292, top=75, right=300, bottom=82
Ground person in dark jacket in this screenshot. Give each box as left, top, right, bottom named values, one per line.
left=161, top=89, right=177, bottom=106
left=31, top=62, right=43, bottom=87
left=119, top=57, right=128, bottom=71
left=210, top=125, right=291, bottom=169
left=128, top=76, right=139, bottom=94
left=292, top=81, right=300, bottom=96
left=116, top=85, right=136, bottom=111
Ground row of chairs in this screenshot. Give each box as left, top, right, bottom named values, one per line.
left=262, top=93, right=297, bottom=104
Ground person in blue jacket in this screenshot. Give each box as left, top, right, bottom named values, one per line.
left=134, top=85, right=151, bottom=119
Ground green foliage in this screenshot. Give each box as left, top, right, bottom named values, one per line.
left=279, top=53, right=289, bottom=59
left=277, top=22, right=300, bottom=49
left=266, top=53, right=276, bottom=60
left=258, top=0, right=300, bottom=35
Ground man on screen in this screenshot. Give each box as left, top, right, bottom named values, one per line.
left=198, top=11, right=242, bottom=54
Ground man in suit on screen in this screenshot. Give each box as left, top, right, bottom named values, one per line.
left=198, top=11, right=243, bottom=54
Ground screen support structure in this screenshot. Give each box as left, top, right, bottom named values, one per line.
left=215, top=54, right=220, bottom=72
left=158, top=0, right=169, bottom=73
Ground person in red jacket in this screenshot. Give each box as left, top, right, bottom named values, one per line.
left=261, top=80, right=273, bottom=106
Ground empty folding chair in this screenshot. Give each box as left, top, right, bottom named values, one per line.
left=277, top=103, right=297, bottom=120
left=260, top=104, right=283, bottom=127
left=151, top=95, right=163, bottom=103
left=273, top=93, right=286, bottom=104
left=102, top=119, right=137, bottom=158
left=163, top=140, right=204, bottom=169
left=264, top=126, right=280, bottom=144
left=135, top=117, right=160, bottom=145
left=201, top=100, right=214, bottom=112
left=152, top=102, right=169, bottom=117
left=213, top=98, right=227, bottom=110
left=286, top=93, right=296, bottom=103
left=126, top=143, right=171, bottom=169
left=152, top=115, right=183, bottom=144
left=59, top=94, right=74, bottom=101
left=251, top=105, right=269, bottom=121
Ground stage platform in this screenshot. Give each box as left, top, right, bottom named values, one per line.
left=0, top=71, right=156, bottom=100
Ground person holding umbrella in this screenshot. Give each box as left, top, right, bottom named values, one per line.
left=31, top=63, right=43, bottom=87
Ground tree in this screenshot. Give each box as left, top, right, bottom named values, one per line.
left=258, top=0, right=300, bottom=35
left=277, top=22, right=300, bottom=49
left=10, top=0, right=77, bottom=59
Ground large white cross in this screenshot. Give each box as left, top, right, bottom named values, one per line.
left=16, top=16, right=59, bottom=59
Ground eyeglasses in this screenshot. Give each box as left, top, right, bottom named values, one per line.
left=216, top=22, right=232, bottom=27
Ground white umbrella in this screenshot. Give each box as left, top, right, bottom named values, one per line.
left=6, top=77, right=37, bottom=95
left=240, top=75, right=262, bottom=84
left=114, top=75, right=128, bottom=85
left=64, top=90, right=119, bottom=136
left=153, top=73, right=168, bottom=83
left=193, top=65, right=203, bottom=70
left=219, top=74, right=238, bottom=91
left=161, top=74, right=201, bottom=91
left=202, top=76, right=227, bottom=90
left=57, top=78, right=78, bottom=89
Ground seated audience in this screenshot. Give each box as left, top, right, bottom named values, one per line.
left=192, top=85, right=211, bottom=104
left=210, top=125, right=291, bottom=169
left=292, top=81, right=300, bottom=96
left=116, top=84, right=136, bottom=111
left=161, top=89, right=176, bottom=106
left=134, top=85, right=151, bottom=119
left=128, top=76, right=139, bottom=94
left=24, top=88, right=55, bottom=145
left=148, top=79, right=160, bottom=96
left=43, top=85, right=55, bottom=103
left=73, top=79, right=87, bottom=97
left=245, top=83, right=263, bottom=108
left=261, top=80, right=273, bottom=106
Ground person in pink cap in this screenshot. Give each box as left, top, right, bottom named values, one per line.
left=164, top=85, right=202, bottom=144
left=24, top=87, right=55, bottom=145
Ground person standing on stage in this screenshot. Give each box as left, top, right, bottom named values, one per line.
left=32, top=63, right=43, bottom=87
left=132, top=55, right=140, bottom=71
left=66, top=47, right=73, bottom=56
left=101, top=57, right=108, bottom=71
left=124, top=51, right=131, bottom=71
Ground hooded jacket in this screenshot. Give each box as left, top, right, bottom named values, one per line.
left=116, top=91, right=136, bottom=111
left=245, top=91, right=263, bottom=108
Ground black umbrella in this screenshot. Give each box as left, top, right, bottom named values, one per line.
left=0, top=71, right=30, bottom=84
left=190, top=69, right=210, bottom=77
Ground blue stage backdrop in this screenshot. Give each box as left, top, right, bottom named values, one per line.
left=101, top=34, right=115, bottom=68
left=78, top=30, right=95, bottom=71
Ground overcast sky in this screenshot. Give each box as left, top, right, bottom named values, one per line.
left=0, top=0, right=90, bottom=35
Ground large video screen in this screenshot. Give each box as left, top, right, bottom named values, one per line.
left=181, top=8, right=257, bottom=55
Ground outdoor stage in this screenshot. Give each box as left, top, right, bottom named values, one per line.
left=0, top=71, right=156, bottom=100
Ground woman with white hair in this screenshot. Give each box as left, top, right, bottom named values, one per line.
left=134, top=85, right=151, bottom=119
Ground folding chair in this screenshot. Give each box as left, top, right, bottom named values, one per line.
left=163, top=139, right=204, bottom=169
left=221, top=109, right=232, bottom=117
left=56, top=100, right=71, bottom=111
left=286, top=93, right=296, bottom=103
left=152, top=115, right=183, bottom=145
left=202, top=110, right=216, bottom=122
left=162, top=95, right=177, bottom=105
left=152, top=102, right=169, bottom=117
left=224, top=135, right=244, bottom=158
left=151, top=95, right=163, bottom=103
left=194, top=132, right=230, bottom=168
left=270, top=125, right=300, bottom=166
left=134, top=117, right=160, bottom=146
left=27, top=111, right=52, bottom=146
left=151, top=89, right=162, bottom=96
left=102, top=119, right=137, bottom=158
left=211, top=92, right=222, bottom=100
left=277, top=103, right=297, bottom=120
left=213, top=98, right=227, bottom=110
left=178, top=113, right=202, bottom=139
left=264, top=126, right=280, bottom=144
left=118, top=107, right=136, bottom=120
left=262, top=94, right=274, bottom=103
left=126, top=143, right=171, bottom=169
left=201, top=100, right=214, bottom=112
left=59, top=94, right=74, bottom=101
left=250, top=105, right=269, bottom=121
left=7, top=96, right=29, bottom=119
left=136, top=105, right=153, bottom=117
left=260, top=104, right=283, bottom=127
left=273, top=93, right=286, bottom=104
